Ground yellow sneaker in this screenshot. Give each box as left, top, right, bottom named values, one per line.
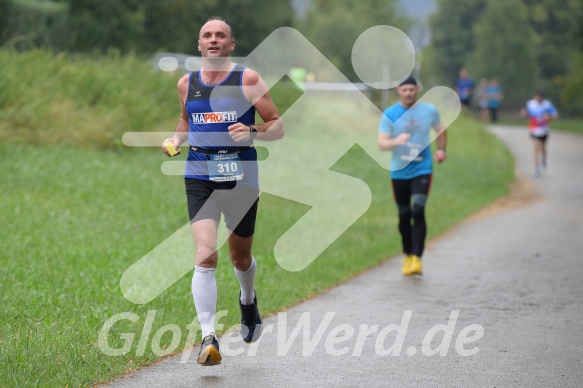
left=402, top=255, right=413, bottom=276
left=197, top=333, right=222, bottom=366
left=410, top=255, right=423, bottom=275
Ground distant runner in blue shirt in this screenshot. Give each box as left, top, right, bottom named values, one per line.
left=486, top=78, right=503, bottom=123
left=378, top=76, right=447, bottom=276
left=456, top=68, right=475, bottom=107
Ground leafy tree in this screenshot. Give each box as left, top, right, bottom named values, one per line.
left=0, top=0, right=68, bottom=50
left=298, top=0, right=409, bottom=81
left=0, top=0, right=10, bottom=42
left=140, top=0, right=294, bottom=55
left=2, top=0, right=295, bottom=56
left=140, top=0, right=208, bottom=54
left=561, top=52, right=583, bottom=114
left=65, top=0, right=146, bottom=53
left=559, top=6, right=583, bottom=114
left=424, top=0, right=487, bottom=86
left=66, top=0, right=291, bottom=55
left=468, top=0, right=538, bottom=102
left=522, top=0, right=581, bottom=82
left=206, top=0, right=295, bottom=56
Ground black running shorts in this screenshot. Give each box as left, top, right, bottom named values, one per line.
left=185, top=178, right=259, bottom=238
left=391, top=174, right=432, bottom=204
left=530, top=133, right=548, bottom=143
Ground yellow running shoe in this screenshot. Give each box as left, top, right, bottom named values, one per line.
left=410, top=255, right=423, bottom=275
left=402, top=255, right=413, bottom=276
left=197, top=333, right=222, bottom=366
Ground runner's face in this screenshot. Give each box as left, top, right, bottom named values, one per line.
left=198, top=20, right=234, bottom=57
left=397, top=85, right=418, bottom=106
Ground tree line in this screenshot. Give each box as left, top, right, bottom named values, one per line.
left=0, top=0, right=408, bottom=77
left=425, top=0, right=582, bottom=113
left=1, top=0, right=581, bottom=113
left=0, top=0, right=295, bottom=55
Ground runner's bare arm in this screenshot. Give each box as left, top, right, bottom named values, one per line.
left=433, top=123, right=447, bottom=163
left=229, top=69, right=284, bottom=142
left=377, top=132, right=411, bottom=151
left=162, top=75, right=190, bottom=156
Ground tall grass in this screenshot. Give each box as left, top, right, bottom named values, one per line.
left=0, top=49, right=179, bottom=149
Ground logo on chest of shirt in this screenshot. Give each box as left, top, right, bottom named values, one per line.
left=405, top=117, right=423, bottom=134
left=191, top=111, right=238, bottom=124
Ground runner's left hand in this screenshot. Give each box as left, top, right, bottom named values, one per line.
left=434, top=150, right=446, bottom=163
left=228, top=123, right=253, bottom=142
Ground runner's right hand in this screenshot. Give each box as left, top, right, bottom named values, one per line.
left=395, top=133, right=411, bottom=145
left=162, top=137, right=181, bottom=157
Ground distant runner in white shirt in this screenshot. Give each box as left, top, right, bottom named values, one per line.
left=520, top=90, right=558, bottom=176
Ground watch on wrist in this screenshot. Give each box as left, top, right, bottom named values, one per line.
left=438, top=146, right=446, bottom=152
left=249, top=125, right=258, bottom=138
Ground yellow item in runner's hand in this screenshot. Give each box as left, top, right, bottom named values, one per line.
left=165, top=142, right=180, bottom=156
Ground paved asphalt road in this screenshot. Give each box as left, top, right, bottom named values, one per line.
left=107, top=126, right=583, bottom=388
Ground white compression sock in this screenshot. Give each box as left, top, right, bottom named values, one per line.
left=192, top=266, right=217, bottom=338
left=234, top=257, right=256, bottom=305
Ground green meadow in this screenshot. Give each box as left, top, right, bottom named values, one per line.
left=0, top=49, right=513, bottom=386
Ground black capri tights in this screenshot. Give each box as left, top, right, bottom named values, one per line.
left=391, top=174, right=432, bottom=258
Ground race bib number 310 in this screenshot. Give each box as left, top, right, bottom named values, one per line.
left=207, top=152, right=244, bottom=182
